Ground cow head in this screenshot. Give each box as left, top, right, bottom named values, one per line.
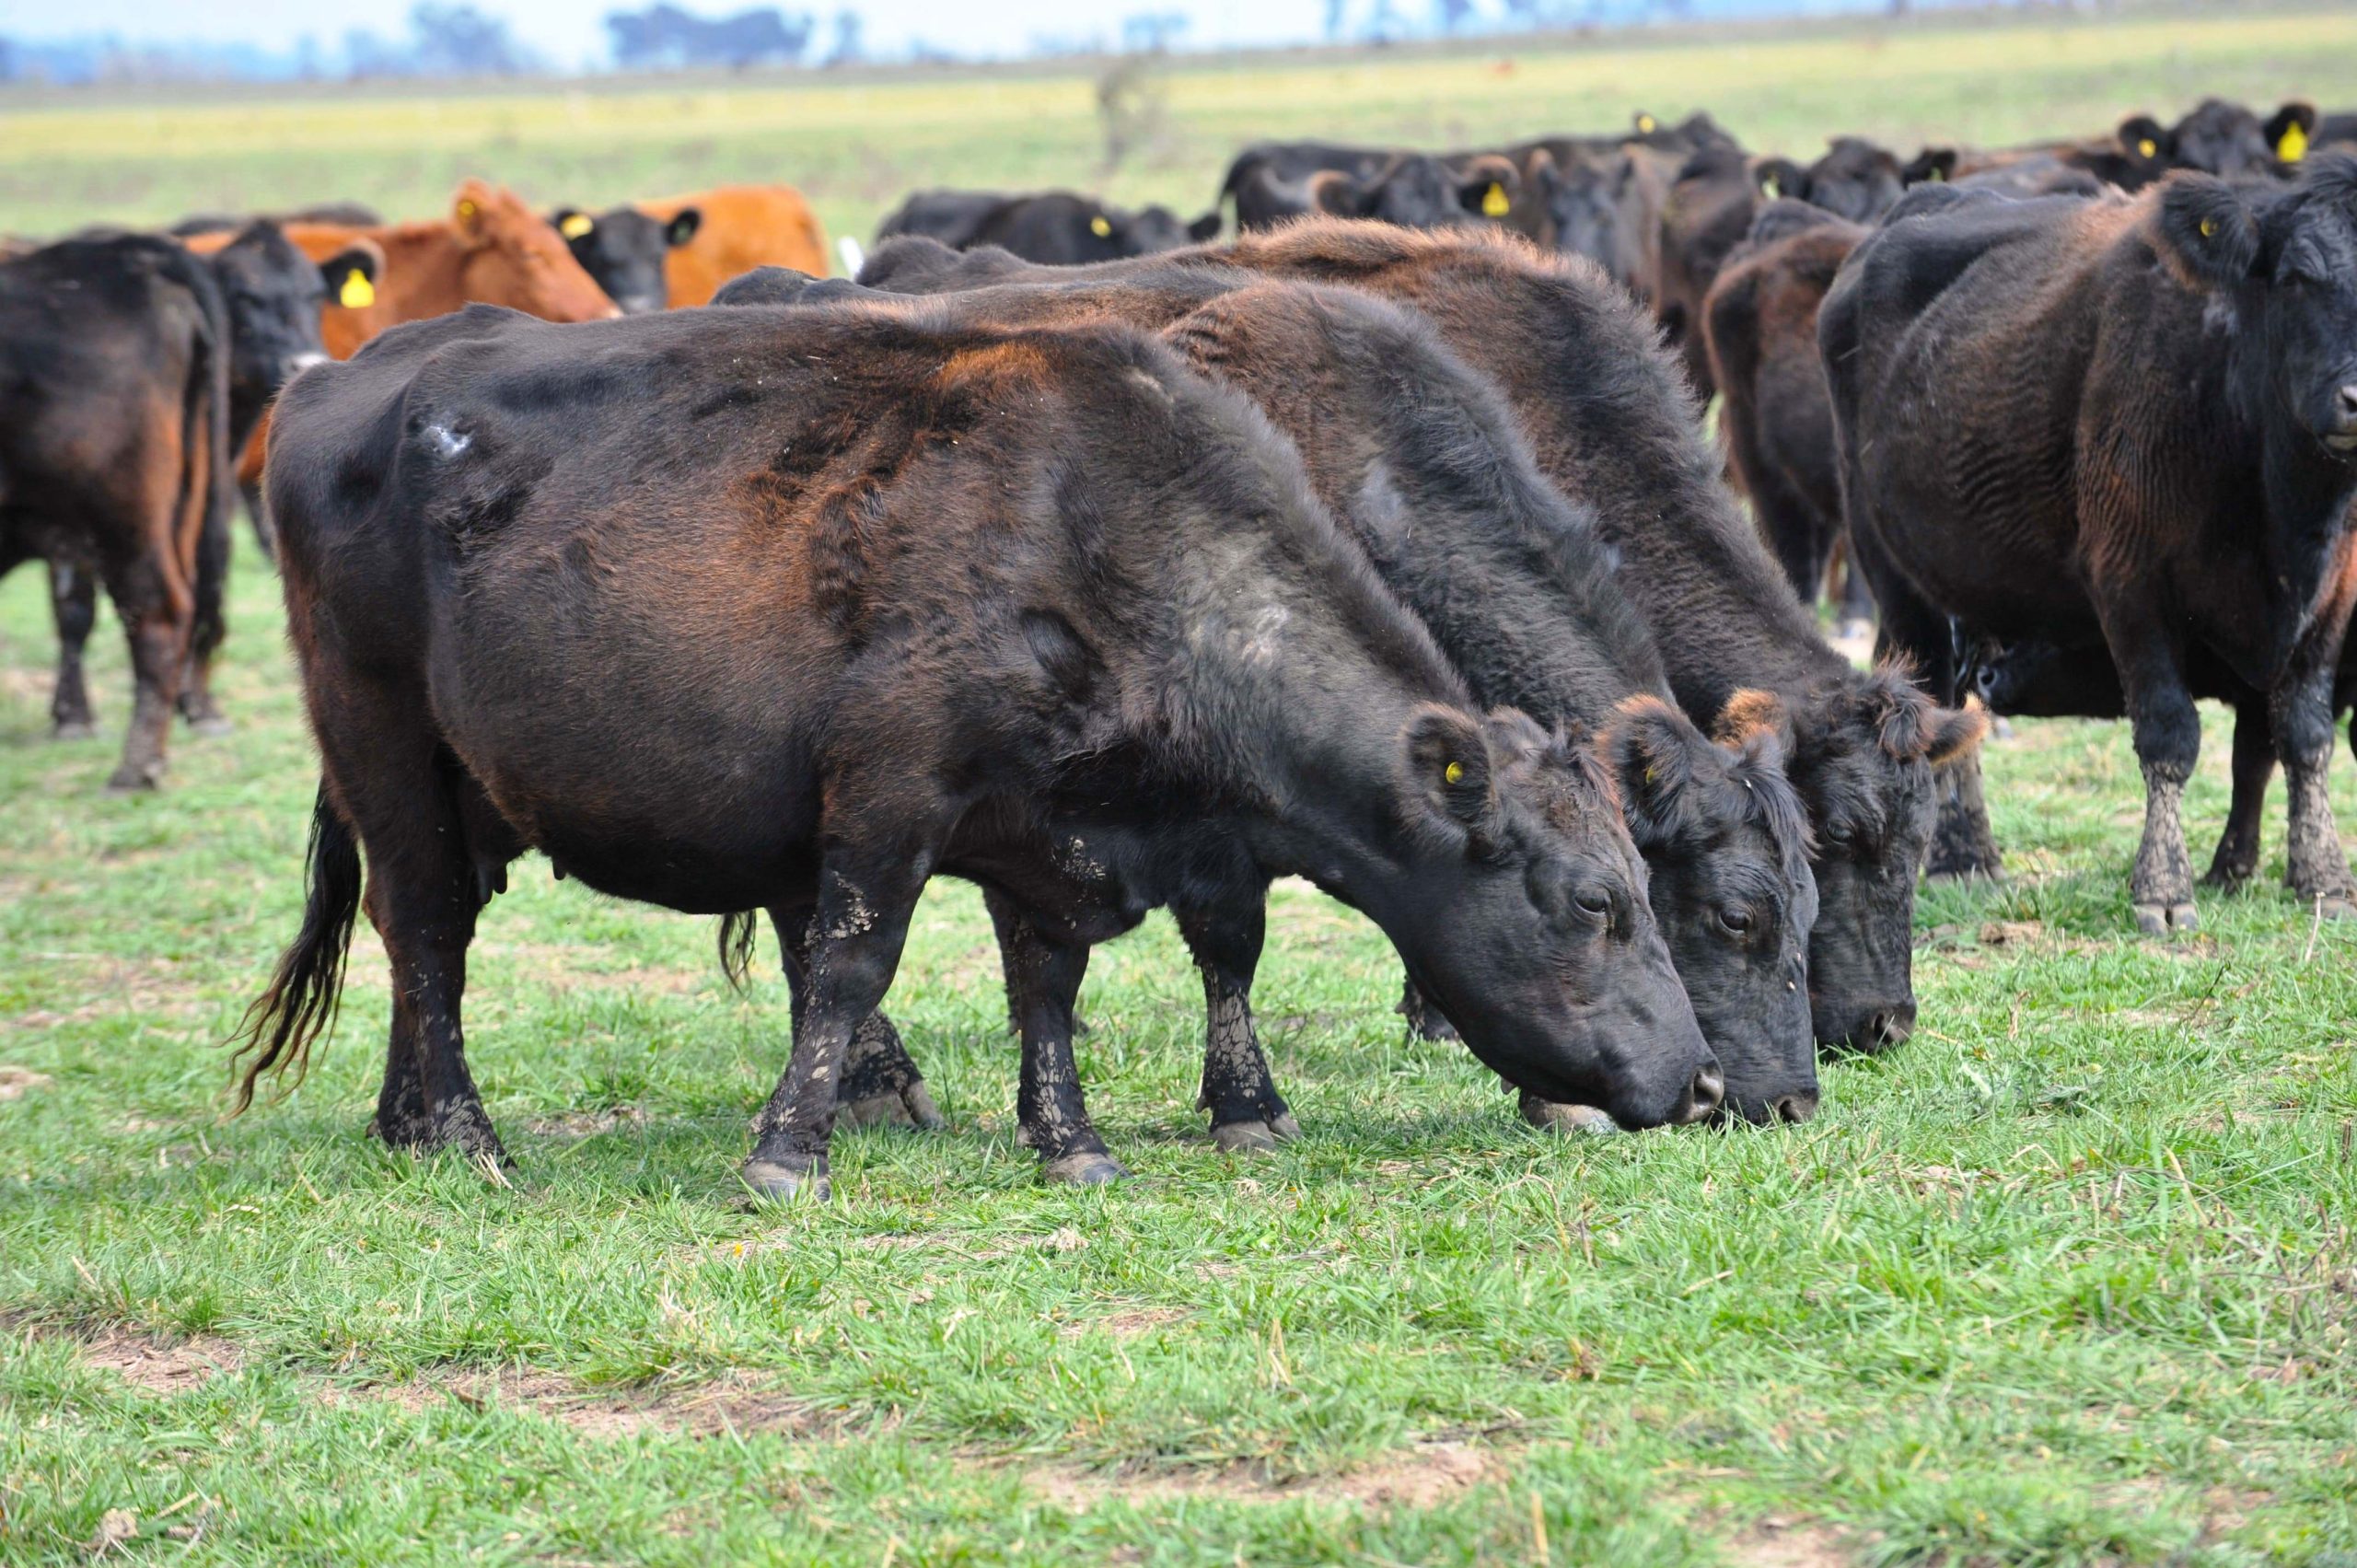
left=2264, top=101, right=2321, bottom=168
left=2165, top=98, right=2288, bottom=180
left=1902, top=146, right=1959, bottom=187
left=1385, top=705, right=1721, bottom=1130
left=203, top=222, right=378, bottom=440
left=2154, top=155, right=2357, bottom=458
left=1532, top=148, right=1626, bottom=268
left=1803, top=137, right=1906, bottom=222
left=1603, top=695, right=1820, bottom=1124
left=1107, top=203, right=1194, bottom=256
left=449, top=180, right=619, bottom=323
left=1780, top=668, right=1985, bottom=1053
left=550, top=203, right=698, bottom=314
left=1311, top=155, right=1520, bottom=229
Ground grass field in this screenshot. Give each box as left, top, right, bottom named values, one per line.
left=5, top=10, right=2357, bottom=1564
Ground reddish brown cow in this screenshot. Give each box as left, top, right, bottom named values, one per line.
left=637, top=185, right=829, bottom=306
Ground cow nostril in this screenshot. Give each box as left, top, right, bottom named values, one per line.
left=1868, top=1005, right=1917, bottom=1051
left=1678, top=1065, right=1725, bottom=1124
left=1771, top=1090, right=1820, bottom=1124
left=2340, top=385, right=2357, bottom=421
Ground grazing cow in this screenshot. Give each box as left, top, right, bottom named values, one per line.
left=1654, top=139, right=1904, bottom=397
left=549, top=203, right=702, bottom=314
left=241, top=300, right=1722, bottom=1195
left=876, top=190, right=1212, bottom=262
left=747, top=264, right=1820, bottom=1125
left=45, top=224, right=381, bottom=744
left=2, top=234, right=232, bottom=790
left=1821, top=159, right=2357, bottom=930
left=860, top=224, right=1986, bottom=1053
left=633, top=185, right=828, bottom=306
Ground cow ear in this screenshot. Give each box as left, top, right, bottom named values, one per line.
left=666, top=207, right=702, bottom=248
left=1606, top=695, right=1703, bottom=844
left=1186, top=209, right=1223, bottom=242
left=552, top=207, right=595, bottom=242
left=1925, top=701, right=1989, bottom=768
left=453, top=191, right=486, bottom=239
left=2264, top=100, right=2317, bottom=163
left=1458, top=155, right=1519, bottom=218
left=1403, top=704, right=1498, bottom=848
left=318, top=245, right=379, bottom=310
left=1756, top=157, right=1807, bottom=203
left=1904, top=147, right=1957, bottom=185
left=2154, top=173, right=2260, bottom=288
left=1715, top=688, right=1796, bottom=754
left=1528, top=148, right=1561, bottom=197
left=2119, top=114, right=2169, bottom=164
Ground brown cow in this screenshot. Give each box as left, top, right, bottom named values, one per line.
left=639, top=185, right=829, bottom=306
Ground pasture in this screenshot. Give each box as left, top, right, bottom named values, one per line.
left=4, top=9, right=2357, bottom=1565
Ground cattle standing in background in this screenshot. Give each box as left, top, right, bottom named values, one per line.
left=2318, top=113, right=2357, bottom=151
left=549, top=203, right=702, bottom=314
left=1939, top=99, right=2319, bottom=192
left=241, top=301, right=1722, bottom=1193
left=1655, top=138, right=1906, bottom=397
left=633, top=185, right=827, bottom=305
left=186, top=179, right=620, bottom=546
left=45, top=224, right=380, bottom=747
left=1225, top=147, right=1522, bottom=233
left=875, top=189, right=1210, bottom=263
left=1821, top=159, right=2357, bottom=930
left=170, top=203, right=385, bottom=238
left=2, top=235, right=232, bottom=790
left=858, top=224, right=1986, bottom=1054
left=735, top=263, right=1821, bottom=1126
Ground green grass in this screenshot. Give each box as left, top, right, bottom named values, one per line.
left=5, top=12, right=2357, bottom=1562
left=3, top=4, right=2357, bottom=253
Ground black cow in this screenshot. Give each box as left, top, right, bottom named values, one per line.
left=240, top=299, right=1723, bottom=1197
left=43, top=225, right=377, bottom=749
left=2319, top=113, right=2357, bottom=152
left=1943, top=99, right=2320, bottom=192
left=875, top=189, right=1210, bottom=263
left=859, top=224, right=1986, bottom=1053
left=548, top=203, right=702, bottom=315
left=1232, top=151, right=1523, bottom=234
left=1822, top=160, right=2357, bottom=931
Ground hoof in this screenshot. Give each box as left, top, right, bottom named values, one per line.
left=50, top=720, right=97, bottom=742
left=1520, top=1095, right=1620, bottom=1135
left=740, top=1156, right=830, bottom=1202
left=2199, top=865, right=2255, bottom=894
left=1210, top=1111, right=1300, bottom=1152
left=1041, top=1151, right=1127, bottom=1186
left=836, top=1080, right=946, bottom=1132
left=188, top=715, right=235, bottom=739
left=104, top=765, right=162, bottom=793
left=2131, top=900, right=2200, bottom=935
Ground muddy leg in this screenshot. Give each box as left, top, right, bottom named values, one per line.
left=1178, top=902, right=1297, bottom=1153
left=2202, top=701, right=2273, bottom=892
left=98, top=550, right=192, bottom=792
left=2275, top=638, right=2357, bottom=919
left=985, top=889, right=1123, bottom=1186
left=49, top=561, right=99, bottom=740
left=177, top=490, right=231, bottom=738
left=769, top=910, right=942, bottom=1131
left=1926, top=742, right=2003, bottom=883
left=744, top=854, right=932, bottom=1201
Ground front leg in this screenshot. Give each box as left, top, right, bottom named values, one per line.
left=2100, top=606, right=2201, bottom=934
left=743, top=854, right=932, bottom=1201
left=984, top=888, right=1123, bottom=1185
left=2202, top=699, right=2274, bottom=892
left=767, top=911, right=942, bottom=1132
left=1177, top=901, right=1298, bottom=1152
left=2273, top=614, right=2357, bottom=919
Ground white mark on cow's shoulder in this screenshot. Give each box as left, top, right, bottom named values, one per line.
left=1242, top=603, right=1291, bottom=665
left=423, top=423, right=473, bottom=460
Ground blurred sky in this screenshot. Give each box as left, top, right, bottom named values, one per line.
left=0, top=0, right=1347, bottom=67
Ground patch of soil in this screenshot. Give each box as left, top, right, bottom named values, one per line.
left=1062, top=1307, right=1187, bottom=1341
left=77, top=1325, right=246, bottom=1394
left=1730, top=1519, right=1853, bottom=1567
left=1025, top=1441, right=1492, bottom=1512
left=0, top=1065, right=54, bottom=1100
left=368, top=1366, right=825, bottom=1441
left=524, top=1105, right=647, bottom=1139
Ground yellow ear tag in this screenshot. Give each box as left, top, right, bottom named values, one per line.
left=1089, top=215, right=1113, bottom=238
left=1761, top=174, right=1782, bottom=201
left=1444, top=761, right=1466, bottom=785
left=2278, top=122, right=2309, bottom=163
left=2137, top=138, right=2157, bottom=159
left=1637, top=113, right=1656, bottom=133
left=457, top=199, right=479, bottom=224
left=1480, top=182, right=1511, bottom=218
left=559, top=213, right=595, bottom=239
left=2200, top=216, right=2218, bottom=239
left=338, top=269, right=375, bottom=309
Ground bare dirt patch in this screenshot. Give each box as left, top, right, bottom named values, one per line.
left=1728, top=1519, right=1854, bottom=1567
left=0, top=1065, right=54, bottom=1099
left=77, top=1324, right=246, bottom=1393
left=1061, top=1307, right=1188, bottom=1341
left=1025, top=1440, right=1493, bottom=1512
left=362, top=1365, right=826, bottom=1441
left=525, top=1105, right=647, bottom=1139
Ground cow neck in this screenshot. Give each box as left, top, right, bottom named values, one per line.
left=363, top=221, right=470, bottom=320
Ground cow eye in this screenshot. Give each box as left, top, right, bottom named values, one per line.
left=1718, top=907, right=1755, bottom=935
left=1573, top=888, right=1611, bottom=919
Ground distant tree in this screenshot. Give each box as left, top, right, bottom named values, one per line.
left=823, top=7, right=863, bottom=64
left=1323, top=0, right=1350, bottom=40
left=411, top=4, right=538, bottom=75
left=1363, top=0, right=1405, bottom=42
left=607, top=5, right=814, bottom=71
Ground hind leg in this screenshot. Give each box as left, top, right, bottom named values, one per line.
left=984, top=888, right=1123, bottom=1185
left=2202, top=700, right=2273, bottom=892
left=2274, top=611, right=2356, bottom=919
left=1179, top=901, right=1298, bottom=1152
left=1860, top=534, right=1999, bottom=880
left=49, top=560, right=99, bottom=740
left=768, top=909, right=942, bottom=1131
left=96, top=540, right=192, bottom=793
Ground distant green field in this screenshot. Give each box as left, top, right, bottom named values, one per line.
left=3, top=5, right=2355, bottom=254
left=4, top=9, right=2357, bottom=1565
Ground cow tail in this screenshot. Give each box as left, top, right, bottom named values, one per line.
left=179, top=255, right=237, bottom=668
left=717, top=911, right=760, bottom=990
left=228, top=784, right=363, bottom=1112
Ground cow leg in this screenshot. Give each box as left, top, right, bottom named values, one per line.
left=766, top=909, right=942, bottom=1132
left=744, top=851, right=933, bottom=1202
left=1862, top=538, right=2000, bottom=879
left=243, top=480, right=276, bottom=563
left=49, top=561, right=99, bottom=740
left=1178, top=901, right=1298, bottom=1153
left=96, top=543, right=192, bottom=793
left=982, top=888, right=1124, bottom=1185
left=1832, top=538, right=1877, bottom=642
left=176, top=487, right=232, bottom=738
left=2273, top=614, right=2357, bottom=919
left=2202, top=700, right=2274, bottom=893
left=2102, top=611, right=2201, bottom=934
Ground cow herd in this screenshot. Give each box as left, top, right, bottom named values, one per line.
left=2, top=89, right=2353, bottom=1200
